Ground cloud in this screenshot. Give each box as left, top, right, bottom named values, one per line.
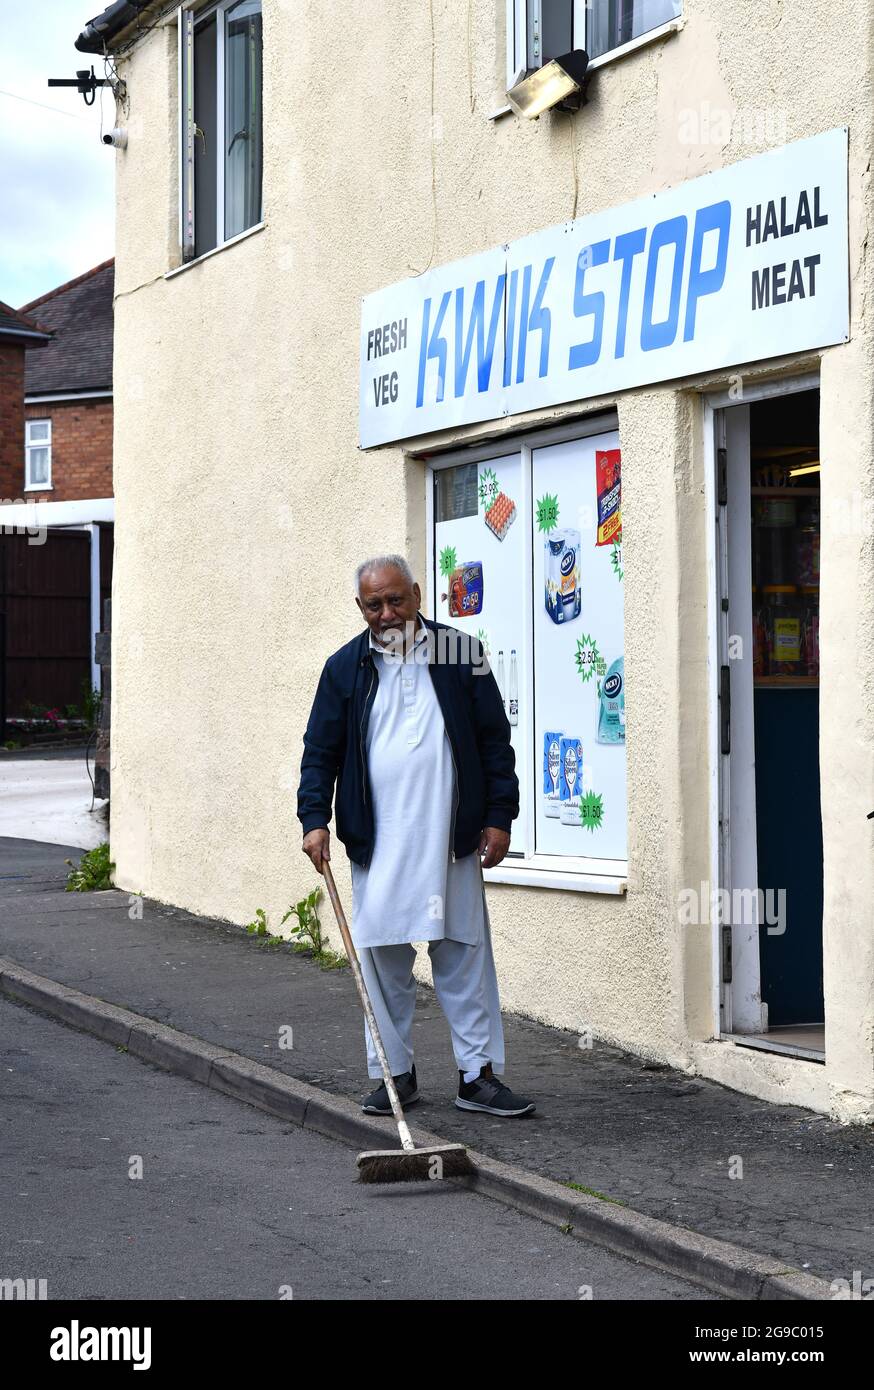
left=0, top=0, right=115, bottom=306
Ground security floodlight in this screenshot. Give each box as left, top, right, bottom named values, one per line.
left=507, top=50, right=590, bottom=119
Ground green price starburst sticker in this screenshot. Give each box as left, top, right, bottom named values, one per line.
left=478, top=467, right=499, bottom=510
left=579, top=790, right=604, bottom=833
left=610, top=538, right=623, bottom=581
left=575, top=633, right=601, bottom=683
left=536, top=493, right=560, bottom=533
left=439, top=545, right=457, bottom=578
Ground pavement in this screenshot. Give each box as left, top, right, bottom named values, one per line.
left=2, top=835, right=872, bottom=1301
left=1, top=996, right=718, bottom=1300
left=0, top=746, right=108, bottom=849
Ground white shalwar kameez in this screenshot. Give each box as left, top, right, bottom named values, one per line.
left=351, top=620, right=505, bottom=1079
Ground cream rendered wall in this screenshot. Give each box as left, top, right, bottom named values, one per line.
left=109, top=1, right=874, bottom=1119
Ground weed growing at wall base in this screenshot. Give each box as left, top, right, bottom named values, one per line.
left=282, top=888, right=347, bottom=969
left=245, top=890, right=348, bottom=969
left=65, top=843, right=115, bottom=892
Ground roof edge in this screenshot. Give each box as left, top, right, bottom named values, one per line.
left=20, top=259, right=115, bottom=314
left=0, top=299, right=54, bottom=341
left=26, top=389, right=113, bottom=402
left=0, top=326, right=52, bottom=347
left=75, top=1, right=159, bottom=54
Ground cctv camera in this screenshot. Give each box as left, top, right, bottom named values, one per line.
left=103, top=128, right=127, bottom=149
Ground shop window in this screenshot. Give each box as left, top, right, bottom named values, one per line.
left=432, top=425, right=626, bottom=877
left=180, top=0, right=263, bottom=262
left=507, top=0, right=682, bottom=83
left=25, top=419, right=51, bottom=491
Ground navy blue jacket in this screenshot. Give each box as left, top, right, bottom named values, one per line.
left=297, top=613, right=519, bottom=867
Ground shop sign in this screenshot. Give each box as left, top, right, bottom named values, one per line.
left=360, top=128, right=848, bottom=447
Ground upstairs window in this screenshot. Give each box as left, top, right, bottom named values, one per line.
left=25, top=419, right=51, bottom=491
left=588, top=0, right=682, bottom=60
left=508, top=0, right=682, bottom=83
left=180, top=0, right=263, bottom=262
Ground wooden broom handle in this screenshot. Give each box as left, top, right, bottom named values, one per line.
left=321, top=859, right=415, bottom=1150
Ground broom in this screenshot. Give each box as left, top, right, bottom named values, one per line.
left=321, top=859, right=475, bottom=1184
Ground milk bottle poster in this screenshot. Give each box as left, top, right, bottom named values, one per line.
left=432, top=428, right=626, bottom=865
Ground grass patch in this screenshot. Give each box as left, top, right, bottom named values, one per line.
left=565, top=1182, right=627, bottom=1207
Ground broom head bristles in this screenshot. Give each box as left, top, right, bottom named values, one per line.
left=356, top=1143, right=475, bottom=1184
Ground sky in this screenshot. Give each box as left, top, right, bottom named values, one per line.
left=0, top=0, right=115, bottom=309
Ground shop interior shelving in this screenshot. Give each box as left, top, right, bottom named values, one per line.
left=750, top=486, right=819, bottom=497
left=754, top=675, right=818, bottom=687
left=750, top=472, right=819, bottom=688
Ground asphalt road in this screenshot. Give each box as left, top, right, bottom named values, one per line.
left=0, top=997, right=720, bottom=1301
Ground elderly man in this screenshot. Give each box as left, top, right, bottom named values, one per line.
left=297, top=555, right=535, bottom=1117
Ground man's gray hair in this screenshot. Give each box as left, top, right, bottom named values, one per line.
left=355, top=554, right=416, bottom=594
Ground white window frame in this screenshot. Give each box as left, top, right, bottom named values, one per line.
left=24, top=418, right=52, bottom=492
left=424, top=413, right=627, bottom=895
left=504, top=0, right=683, bottom=90
left=178, top=0, right=263, bottom=264
left=506, top=0, right=587, bottom=86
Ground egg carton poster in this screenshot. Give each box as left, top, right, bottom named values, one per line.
left=479, top=465, right=517, bottom=542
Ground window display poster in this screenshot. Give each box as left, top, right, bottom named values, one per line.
left=433, top=453, right=529, bottom=855
left=533, top=432, right=627, bottom=860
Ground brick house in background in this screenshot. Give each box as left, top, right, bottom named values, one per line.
left=0, top=261, right=115, bottom=732
left=21, top=260, right=114, bottom=506
left=0, top=301, right=51, bottom=498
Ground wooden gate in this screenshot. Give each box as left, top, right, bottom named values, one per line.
left=0, top=528, right=92, bottom=721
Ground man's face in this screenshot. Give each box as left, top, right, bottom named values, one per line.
left=356, top=566, right=421, bottom=644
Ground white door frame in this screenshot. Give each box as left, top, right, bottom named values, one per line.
left=703, top=371, right=820, bottom=1038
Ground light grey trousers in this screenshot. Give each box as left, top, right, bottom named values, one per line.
left=358, top=925, right=506, bottom=1079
